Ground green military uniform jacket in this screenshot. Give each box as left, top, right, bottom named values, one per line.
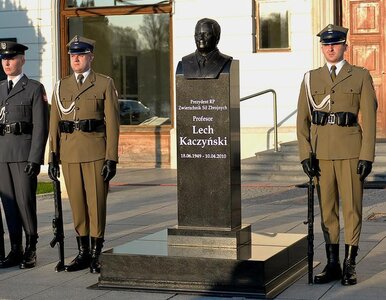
left=49, top=70, right=120, bottom=163
left=297, top=62, right=377, bottom=162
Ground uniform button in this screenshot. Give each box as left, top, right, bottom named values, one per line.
left=5, top=102, right=8, bottom=105
left=76, top=107, right=80, bottom=110
left=331, top=101, right=335, bottom=104
left=332, top=90, right=335, bottom=93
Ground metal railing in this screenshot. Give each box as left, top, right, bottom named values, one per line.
left=240, top=89, right=278, bottom=152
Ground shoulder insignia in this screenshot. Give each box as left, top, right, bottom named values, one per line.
left=97, top=73, right=111, bottom=80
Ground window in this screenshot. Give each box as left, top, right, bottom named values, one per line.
left=254, top=0, right=290, bottom=51
left=66, top=0, right=168, bottom=8
left=61, top=1, right=172, bottom=126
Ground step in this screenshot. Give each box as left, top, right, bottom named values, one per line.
left=242, top=140, right=386, bottom=183
left=241, top=161, right=302, bottom=171
left=241, top=170, right=308, bottom=183
left=254, top=152, right=300, bottom=162
left=241, top=170, right=386, bottom=184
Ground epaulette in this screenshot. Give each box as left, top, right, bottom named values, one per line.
left=97, top=73, right=112, bottom=80
left=351, top=64, right=368, bottom=71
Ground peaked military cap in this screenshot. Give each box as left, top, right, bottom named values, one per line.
left=67, top=35, right=95, bottom=54
left=0, top=41, right=28, bottom=59
left=317, top=24, right=348, bottom=45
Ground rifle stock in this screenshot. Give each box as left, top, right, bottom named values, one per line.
left=50, top=153, right=65, bottom=272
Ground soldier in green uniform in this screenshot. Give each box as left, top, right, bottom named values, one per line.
left=48, top=35, right=120, bottom=273
left=297, top=24, right=377, bottom=285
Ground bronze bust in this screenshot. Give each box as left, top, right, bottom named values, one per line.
left=181, top=18, right=232, bottom=79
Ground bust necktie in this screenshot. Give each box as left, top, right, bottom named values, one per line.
left=77, top=74, right=84, bottom=89
left=330, top=65, right=337, bottom=82
left=8, top=80, right=13, bottom=94
left=198, top=56, right=206, bottom=69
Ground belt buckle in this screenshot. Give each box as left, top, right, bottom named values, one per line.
left=327, top=113, right=336, bottom=125
left=4, top=124, right=12, bottom=134
left=73, top=121, right=80, bottom=131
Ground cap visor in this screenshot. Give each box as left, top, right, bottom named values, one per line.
left=321, top=39, right=346, bottom=45
left=68, top=49, right=92, bottom=55
left=0, top=53, right=18, bottom=59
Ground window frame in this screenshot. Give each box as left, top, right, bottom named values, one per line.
left=59, top=0, right=174, bottom=127
left=253, top=0, right=291, bottom=52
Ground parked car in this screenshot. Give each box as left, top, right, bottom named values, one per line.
left=119, top=99, right=154, bottom=125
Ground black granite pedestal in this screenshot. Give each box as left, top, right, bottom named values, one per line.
left=98, top=230, right=308, bottom=299
left=97, top=59, right=309, bottom=298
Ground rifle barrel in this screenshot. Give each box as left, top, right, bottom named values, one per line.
left=0, top=206, right=4, bottom=259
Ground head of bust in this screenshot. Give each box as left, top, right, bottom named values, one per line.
left=194, top=18, right=221, bottom=56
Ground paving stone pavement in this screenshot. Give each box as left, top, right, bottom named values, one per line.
left=0, top=168, right=385, bottom=299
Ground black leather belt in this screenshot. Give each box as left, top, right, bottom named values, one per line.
left=312, top=111, right=357, bottom=126
left=59, top=119, right=104, bottom=133
left=0, top=122, right=33, bottom=136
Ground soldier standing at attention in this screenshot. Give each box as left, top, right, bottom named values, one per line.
left=297, top=24, right=377, bottom=286
left=48, top=35, right=120, bottom=273
left=0, top=41, right=49, bottom=269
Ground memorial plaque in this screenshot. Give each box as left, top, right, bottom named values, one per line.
left=175, top=60, right=241, bottom=230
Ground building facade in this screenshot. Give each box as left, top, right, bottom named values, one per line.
left=2, top=0, right=378, bottom=168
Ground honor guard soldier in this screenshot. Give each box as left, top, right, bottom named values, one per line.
left=297, top=24, right=377, bottom=285
left=0, top=41, right=49, bottom=269
left=48, top=35, right=120, bottom=273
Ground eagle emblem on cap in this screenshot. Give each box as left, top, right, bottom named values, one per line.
left=0, top=43, right=6, bottom=50
left=74, top=35, right=79, bottom=43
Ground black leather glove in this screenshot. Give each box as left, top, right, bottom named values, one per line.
left=357, top=160, right=372, bottom=181
left=48, top=162, right=59, bottom=181
left=24, top=162, right=40, bottom=177
left=48, top=152, right=60, bottom=181
left=301, top=158, right=319, bottom=178
left=101, top=160, right=117, bottom=182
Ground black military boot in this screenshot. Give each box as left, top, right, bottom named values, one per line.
left=90, top=237, right=104, bottom=274
left=314, top=244, right=342, bottom=284
left=0, top=237, right=24, bottom=268
left=20, top=235, right=38, bottom=269
left=65, top=236, right=91, bottom=272
left=341, top=244, right=358, bottom=285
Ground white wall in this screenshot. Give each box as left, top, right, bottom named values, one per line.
left=0, top=0, right=56, bottom=98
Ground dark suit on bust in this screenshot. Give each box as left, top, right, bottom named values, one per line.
left=181, top=49, right=232, bottom=79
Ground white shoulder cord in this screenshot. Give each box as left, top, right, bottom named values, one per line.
left=0, top=106, right=5, bottom=122
left=54, top=80, right=76, bottom=119
left=304, top=72, right=331, bottom=117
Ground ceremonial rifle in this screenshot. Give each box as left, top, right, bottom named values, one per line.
left=49, top=153, right=65, bottom=272
left=0, top=204, right=5, bottom=260
left=304, top=151, right=316, bottom=284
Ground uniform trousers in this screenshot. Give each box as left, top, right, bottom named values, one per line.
left=316, top=158, right=363, bottom=246
left=62, top=159, right=108, bottom=238
left=0, top=162, right=37, bottom=240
